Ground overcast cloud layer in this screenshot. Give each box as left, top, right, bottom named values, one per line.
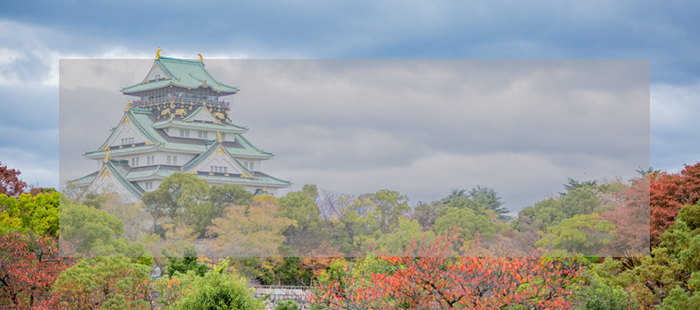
left=1, top=1, right=698, bottom=210
left=60, top=59, right=649, bottom=213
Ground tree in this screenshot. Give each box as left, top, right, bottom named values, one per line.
left=535, top=214, right=616, bottom=256
left=411, top=201, right=440, bottom=230
left=208, top=196, right=294, bottom=258
left=155, top=259, right=264, bottom=310
left=312, top=231, right=582, bottom=309
left=0, top=232, right=72, bottom=308
left=0, top=161, right=27, bottom=197
left=513, top=197, right=566, bottom=232
left=143, top=172, right=210, bottom=231
left=165, top=246, right=207, bottom=278
left=359, top=190, right=410, bottom=234
left=468, top=185, right=510, bottom=219
left=561, top=178, right=598, bottom=196
left=600, top=177, right=650, bottom=256
left=278, top=191, right=327, bottom=255
left=650, top=162, right=700, bottom=246
left=560, top=186, right=602, bottom=218
left=59, top=199, right=148, bottom=257
left=200, top=184, right=256, bottom=237
left=0, top=192, right=60, bottom=238
left=433, top=207, right=496, bottom=244
left=52, top=257, right=152, bottom=309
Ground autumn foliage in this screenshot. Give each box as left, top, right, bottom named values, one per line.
left=0, top=232, right=72, bottom=309
left=312, top=232, right=582, bottom=309
left=650, top=162, right=700, bottom=245
left=0, top=162, right=27, bottom=198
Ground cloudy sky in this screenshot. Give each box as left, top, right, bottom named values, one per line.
left=2, top=1, right=699, bottom=213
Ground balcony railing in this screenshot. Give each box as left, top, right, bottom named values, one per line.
left=130, top=97, right=230, bottom=109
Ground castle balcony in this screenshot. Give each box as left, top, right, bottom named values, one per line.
left=130, top=97, right=230, bottom=109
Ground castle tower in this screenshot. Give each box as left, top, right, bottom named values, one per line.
left=72, top=51, right=290, bottom=203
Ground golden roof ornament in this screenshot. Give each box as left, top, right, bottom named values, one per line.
left=103, top=150, right=111, bottom=163
left=125, top=101, right=131, bottom=112
left=156, top=47, right=161, bottom=59
left=216, top=131, right=222, bottom=143
left=199, top=53, right=203, bottom=62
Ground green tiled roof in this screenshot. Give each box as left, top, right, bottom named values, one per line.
left=153, top=119, right=247, bottom=132
left=67, top=172, right=98, bottom=186
left=121, top=57, right=239, bottom=94
left=89, top=109, right=272, bottom=159
left=106, top=160, right=145, bottom=200
left=129, top=109, right=167, bottom=143
left=234, top=134, right=274, bottom=156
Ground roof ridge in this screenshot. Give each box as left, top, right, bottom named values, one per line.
left=106, top=160, right=144, bottom=199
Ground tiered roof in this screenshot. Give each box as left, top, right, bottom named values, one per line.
left=72, top=53, right=290, bottom=202
left=121, top=57, right=240, bottom=95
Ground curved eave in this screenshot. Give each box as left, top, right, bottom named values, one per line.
left=122, top=83, right=239, bottom=95
left=152, top=120, right=247, bottom=133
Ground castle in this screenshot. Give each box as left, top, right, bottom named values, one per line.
left=72, top=50, right=291, bottom=203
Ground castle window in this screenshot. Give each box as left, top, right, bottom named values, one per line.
left=173, top=156, right=177, bottom=165
left=198, top=131, right=202, bottom=138
left=249, top=162, right=254, bottom=171
left=180, top=129, right=184, bottom=137
left=221, top=133, right=225, bottom=141
left=203, top=132, right=208, bottom=139
left=167, top=155, right=171, bottom=165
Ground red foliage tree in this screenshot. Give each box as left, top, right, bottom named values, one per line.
left=600, top=177, right=650, bottom=256
left=0, top=162, right=28, bottom=198
left=0, top=232, right=73, bottom=308
left=312, top=232, right=581, bottom=309
left=650, top=162, right=700, bottom=246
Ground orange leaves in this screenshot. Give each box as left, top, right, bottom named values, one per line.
left=0, top=233, right=72, bottom=308
left=312, top=232, right=582, bottom=309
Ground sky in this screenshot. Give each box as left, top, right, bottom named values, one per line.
left=2, top=0, right=699, bottom=213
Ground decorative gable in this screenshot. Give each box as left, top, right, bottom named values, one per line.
left=84, top=166, right=141, bottom=204
left=144, top=62, right=169, bottom=82
left=100, top=114, right=153, bottom=150
left=187, top=145, right=253, bottom=178
left=184, top=106, right=219, bottom=123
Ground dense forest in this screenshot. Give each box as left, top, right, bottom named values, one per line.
left=1, top=160, right=699, bottom=309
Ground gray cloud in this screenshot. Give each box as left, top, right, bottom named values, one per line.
left=60, top=59, right=649, bottom=213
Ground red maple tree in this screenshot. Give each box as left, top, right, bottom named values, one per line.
left=649, top=162, right=700, bottom=245
left=600, top=177, right=651, bottom=256
left=0, top=233, right=73, bottom=309
left=0, top=162, right=28, bottom=198
left=312, top=232, right=581, bottom=309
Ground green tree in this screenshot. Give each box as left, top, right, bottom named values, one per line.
left=53, top=257, right=152, bottom=309
left=59, top=199, right=148, bottom=257
left=166, top=246, right=208, bottom=278
left=560, top=186, right=601, bottom=218
left=278, top=191, right=327, bottom=255
left=143, top=172, right=210, bottom=230
left=158, top=259, right=265, bottom=310
left=433, top=207, right=495, bottom=243
left=535, top=214, right=615, bottom=256
left=359, top=189, right=410, bottom=234
left=0, top=192, right=59, bottom=237
left=513, top=198, right=566, bottom=232
left=208, top=196, right=294, bottom=258
left=275, top=300, right=300, bottom=310
left=365, top=218, right=435, bottom=256
left=468, top=186, right=510, bottom=220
